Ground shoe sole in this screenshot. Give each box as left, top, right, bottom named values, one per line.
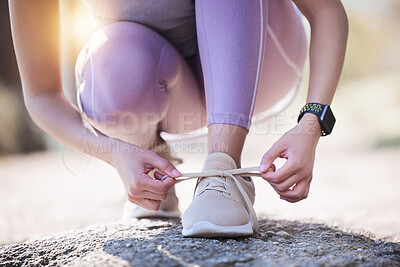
left=123, top=209, right=181, bottom=220
left=182, top=220, right=253, bottom=238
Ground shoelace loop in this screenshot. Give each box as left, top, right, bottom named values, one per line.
left=160, top=166, right=266, bottom=183
left=160, top=166, right=273, bottom=232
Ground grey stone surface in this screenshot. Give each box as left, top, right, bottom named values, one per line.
left=1, top=218, right=399, bottom=267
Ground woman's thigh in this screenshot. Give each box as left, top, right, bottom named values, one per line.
left=75, top=21, right=206, bottom=145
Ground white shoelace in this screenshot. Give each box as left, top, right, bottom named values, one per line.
left=161, top=166, right=272, bottom=232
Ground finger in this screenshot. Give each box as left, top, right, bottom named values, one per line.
left=145, top=152, right=181, bottom=178
left=141, top=198, right=162, bottom=211
left=260, top=164, right=277, bottom=174
left=136, top=173, right=176, bottom=195
left=159, top=176, right=176, bottom=190
left=259, top=143, right=284, bottom=173
left=135, top=190, right=168, bottom=201
left=153, top=171, right=165, bottom=180
left=278, top=179, right=309, bottom=200
left=302, top=176, right=312, bottom=199
left=153, top=171, right=177, bottom=193
left=154, top=171, right=169, bottom=181
left=270, top=174, right=303, bottom=193
left=270, top=164, right=276, bottom=172
left=262, top=160, right=297, bottom=184
left=126, top=194, right=161, bottom=211
left=280, top=196, right=299, bottom=203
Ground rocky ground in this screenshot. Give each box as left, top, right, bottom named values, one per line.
left=1, top=218, right=399, bottom=266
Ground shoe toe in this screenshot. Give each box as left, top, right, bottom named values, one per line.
left=182, top=191, right=250, bottom=230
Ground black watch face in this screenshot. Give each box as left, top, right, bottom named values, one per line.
left=320, top=105, right=336, bottom=135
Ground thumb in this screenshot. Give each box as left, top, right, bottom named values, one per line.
left=154, top=171, right=176, bottom=190
left=259, top=143, right=282, bottom=173
left=146, top=152, right=181, bottom=178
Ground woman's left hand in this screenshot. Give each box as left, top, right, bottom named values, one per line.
left=259, top=113, right=321, bottom=202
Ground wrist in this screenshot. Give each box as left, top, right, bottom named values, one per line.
left=298, top=103, right=336, bottom=136
left=102, top=138, right=121, bottom=167
left=108, top=139, right=147, bottom=167
left=298, top=113, right=322, bottom=139
left=107, top=139, right=132, bottom=167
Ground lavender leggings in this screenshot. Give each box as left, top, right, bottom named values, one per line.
left=76, top=0, right=306, bottom=144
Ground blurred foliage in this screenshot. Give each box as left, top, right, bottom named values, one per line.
left=0, top=84, right=45, bottom=155
left=341, top=0, right=400, bottom=82
left=0, top=2, right=45, bottom=155
left=0, top=1, right=20, bottom=88
left=374, top=137, right=400, bottom=149
left=338, top=0, right=400, bottom=150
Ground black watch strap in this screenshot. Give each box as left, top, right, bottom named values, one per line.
left=298, top=103, right=336, bottom=136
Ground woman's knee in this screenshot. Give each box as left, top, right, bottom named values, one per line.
left=76, top=22, right=179, bottom=127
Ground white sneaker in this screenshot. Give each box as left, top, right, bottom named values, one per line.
left=122, top=186, right=180, bottom=219
left=181, top=152, right=256, bottom=237
left=122, top=142, right=182, bottom=220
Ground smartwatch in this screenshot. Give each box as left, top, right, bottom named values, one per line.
left=297, top=103, right=336, bottom=136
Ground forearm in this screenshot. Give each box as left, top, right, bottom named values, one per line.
left=307, top=6, right=348, bottom=104
left=26, top=91, right=119, bottom=166
left=9, top=0, right=121, bottom=166
left=261, top=1, right=348, bottom=202
left=294, top=0, right=349, bottom=105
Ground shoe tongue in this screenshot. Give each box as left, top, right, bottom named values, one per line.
left=202, top=152, right=237, bottom=171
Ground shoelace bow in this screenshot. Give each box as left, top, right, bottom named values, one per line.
left=161, top=166, right=273, bottom=232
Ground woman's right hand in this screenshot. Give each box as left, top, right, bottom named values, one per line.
left=110, top=143, right=181, bottom=211
left=8, top=1, right=181, bottom=211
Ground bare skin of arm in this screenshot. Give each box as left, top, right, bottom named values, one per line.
left=8, top=0, right=181, bottom=210
left=259, top=0, right=349, bottom=202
